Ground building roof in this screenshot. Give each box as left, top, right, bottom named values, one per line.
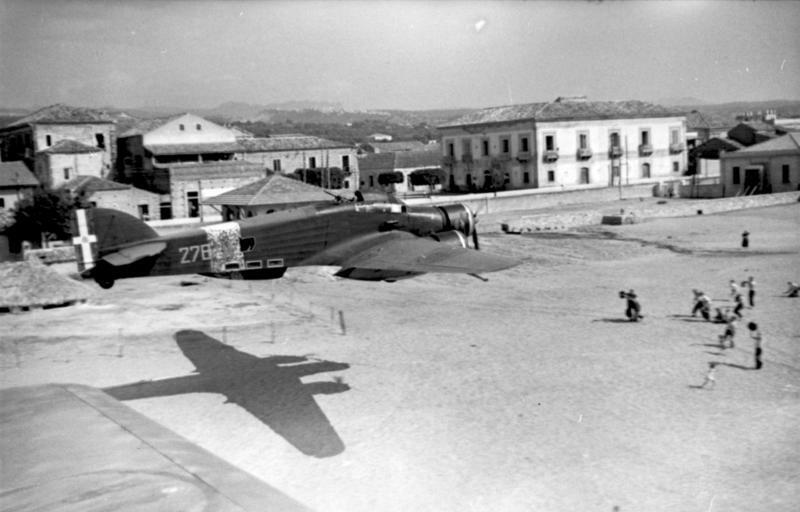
left=4, top=104, right=113, bottom=128
left=38, top=139, right=103, bottom=155
left=203, top=173, right=332, bottom=206
left=237, top=135, right=350, bottom=152
left=368, top=141, right=427, bottom=153
left=357, top=152, right=396, bottom=172
left=439, top=97, right=680, bottom=128
left=117, top=115, right=185, bottom=137
left=727, top=132, right=800, bottom=155
left=145, top=142, right=243, bottom=156
left=0, top=161, right=39, bottom=188
left=61, top=175, right=130, bottom=193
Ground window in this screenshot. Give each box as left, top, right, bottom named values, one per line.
left=673, top=161, right=680, bottom=173
left=642, top=163, right=651, bottom=178
left=578, top=132, right=589, bottom=149
left=196, top=123, right=202, bottom=131
left=462, top=139, right=471, bottom=156
left=500, top=136, right=510, bottom=154
left=547, top=170, right=555, bottom=183
left=369, top=175, right=374, bottom=187
left=138, top=204, right=149, bottom=220
left=63, top=167, right=71, bottom=180
left=309, top=157, right=317, bottom=168
left=732, top=166, right=741, bottom=185
left=782, top=164, right=790, bottom=184
left=160, top=202, right=172, bottom=220
left=179, top=124, right=185, bottom=131
left=640, top=130, right=650, bottom=146
left=580, top=167, right=590, bottom=184
left=273, top=159, right=281, bottom=172
left=187, top=191, right=199, bottom=218
left=342, top=155, right=350, bottom=172
left=239, top=237, right=255, bottom=252
left=0, top=198, right=4, bottom=208
left=671, top=128, right=680, bottom=145
left=46, top=135, right=52, bottom=146
left=520, top=136, right=529, bottom=153
left=481, top=139, right=490, bottom=156
left=523, top=172, right=530, bottom=184
left=447, top=142, right=455, bottom=157
left=545, top=135, right=555, bottom=151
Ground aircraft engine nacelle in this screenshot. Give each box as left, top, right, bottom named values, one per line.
left=429, top=229, right=468, bottom=248
left=436, top=204, right=475, bottom=239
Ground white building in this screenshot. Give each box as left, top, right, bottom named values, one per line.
left=719, top=132, right=800, bottom=196
left=438, top=96, right=687, bottom=192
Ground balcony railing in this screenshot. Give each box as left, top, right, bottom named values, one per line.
left=669, top=142, right=684, bottom=154
left=461, top=154, right=473, bottom=164
left=543, top=150, right=559, bottom=163
left=516, top=151, right=531, bottom=162
left=638, top=144, right=653, bottom=157
left=577, top=148, right=592, bottom=160
left=609, top=146, right=623, bottom=158
left=497, top=153, right=512, bottom=162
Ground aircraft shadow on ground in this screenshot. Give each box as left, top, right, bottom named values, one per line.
left=104, top=329, right=350, bottom=458
left=592, top=318, right=639, bottom=323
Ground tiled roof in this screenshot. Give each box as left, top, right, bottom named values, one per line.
left=145, top=142, right=243, bottom=155
left=61, top=175, right=130, bottom=193
left=357, top=152, right=396, bottom=172
left=369, top=141, right=427, bottom=153
left=0, top=161, right=39, bottom=187
left=118, top=115, right=185, bottom=137
left=5, top=104, right=113, bottom=127
left=237, top=135, right=350, bottom=152
left=440, top=97, right=680, bottom=128
left=38, top=139, right=103, bottom=155
left=203, top=173, right=332, bottom=206
left=728, top=132, right=800, bottom=155
left=395, top=148, right=442, bottom=169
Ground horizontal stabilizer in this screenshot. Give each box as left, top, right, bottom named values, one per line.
left=102, top=241, right=167, bottom=266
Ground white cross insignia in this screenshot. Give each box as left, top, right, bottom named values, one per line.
left=72, top=209, right=97, bottom=270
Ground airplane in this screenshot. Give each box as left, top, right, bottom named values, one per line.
left=71, top=195, right=519, bottom=289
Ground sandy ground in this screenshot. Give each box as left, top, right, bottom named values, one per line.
left=1, top=203, right=799, bottom=512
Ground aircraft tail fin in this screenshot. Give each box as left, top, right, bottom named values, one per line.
left=71, top=208, right=158, bottom=273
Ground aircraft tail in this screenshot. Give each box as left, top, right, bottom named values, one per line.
left=71, top=208, right=158, bottom=273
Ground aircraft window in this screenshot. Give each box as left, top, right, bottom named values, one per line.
left=266, top=258, right=284, bottom=268
left=224, top=263, right=241, bottom=271
left=246, top=260, right=263, bottom=269
left=239, top=237, right=255, bottom=252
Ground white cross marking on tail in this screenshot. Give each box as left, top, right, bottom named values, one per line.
left=71, top=209, right=97, bottom=269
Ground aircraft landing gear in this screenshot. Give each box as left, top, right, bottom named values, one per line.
left=92, top=263, right=116, bottom=289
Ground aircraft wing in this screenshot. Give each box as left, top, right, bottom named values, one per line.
left=336, top=231, right=519, bottom=275
left=1, top=384, right=311, bottom=511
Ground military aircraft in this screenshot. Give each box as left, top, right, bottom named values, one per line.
left=71, top=196, right=518, bottom=289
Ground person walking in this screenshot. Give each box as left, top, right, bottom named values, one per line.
left=700, top=362, right=717, bottom=389
left=620, top=290, right=643, bottom=322
left=746, top=276, right=756, bottom=307
left=729, top=279, right=740, bottom=300
left=748, top=322, right=763, bottom=370
left=733, top=293, right=745, bottom=319
left=741, top=230, right=750, bottom=248
left=718, top=315, right=738, bottom=349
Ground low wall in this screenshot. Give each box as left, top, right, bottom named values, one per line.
left=496, top=191, right=800, bottom=233
left=406, top=183, right=657, bottom=214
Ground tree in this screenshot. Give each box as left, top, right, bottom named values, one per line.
left=6, top=187, right=89, bottom=246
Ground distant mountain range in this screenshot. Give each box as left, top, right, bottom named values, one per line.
left=3, top=99, right=800, bottom=131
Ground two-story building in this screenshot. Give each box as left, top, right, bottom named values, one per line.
left=0, top=104, right=114, bottom=183
left=438, top=96, right=687, bottom=192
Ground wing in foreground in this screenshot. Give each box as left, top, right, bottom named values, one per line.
left=336, top=231, right=519, bottom=277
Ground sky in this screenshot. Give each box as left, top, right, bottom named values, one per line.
left=1, top=0, right=799, bottom=111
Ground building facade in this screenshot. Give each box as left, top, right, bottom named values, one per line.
left=0, top=161, right=39, bottom=211
left=62, top=176, right=162, bottom=221
left=438, top=97, right=687, bottom=192
left=34, top=140, right=105, bottom=188
left=719, top=133, right=800, bottom=196
left=358, top=147, right=443, bottom=196
left=0, top=104, right=114, bottom=181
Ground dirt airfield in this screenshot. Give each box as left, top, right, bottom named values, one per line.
left=2, top=202, right=799, bottom=512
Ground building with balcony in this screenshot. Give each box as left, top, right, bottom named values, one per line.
left=438, top=96, right=687, bottom=192
left=357, top=145, right=443, bottom=196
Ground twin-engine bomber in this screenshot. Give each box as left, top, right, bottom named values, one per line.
left=71, top=199, right=519, bottom=288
